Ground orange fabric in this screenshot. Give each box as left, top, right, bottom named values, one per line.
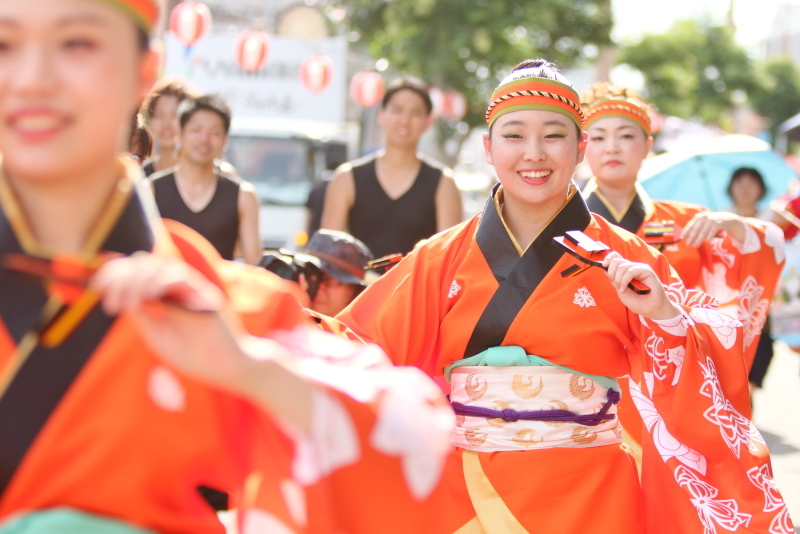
left=338, top=208, right=792, bottom=533
left=632, top=200, right=784, bottom=369
left=0, top=226, right=307, bottom=533
left=584, top=99, right=651, bottom=135
left=101, top=0, right=159, bottom=31
left=487, top=78, right=583, bottom=128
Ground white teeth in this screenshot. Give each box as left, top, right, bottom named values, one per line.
left=520, top=170, right=551, bottom=179
left=14, top=116, right=61, bottom=131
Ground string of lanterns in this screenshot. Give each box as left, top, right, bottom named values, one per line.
left=168, top=1, right=467, bottom=118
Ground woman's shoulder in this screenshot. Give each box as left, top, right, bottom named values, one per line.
left=652, top=199, right=708, bottom=222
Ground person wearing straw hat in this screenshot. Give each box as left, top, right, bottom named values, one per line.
left=0, top=1, right=455, bottom=532
left=339, top=59, right=792, bottom=533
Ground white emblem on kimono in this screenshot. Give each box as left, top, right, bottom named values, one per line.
left=573, top=287, right=595, bottom=308
left=747, top=464, right=785, bottom=513
left=241, top=509, right=295, bottom=534
left=629, top=381, right=707, bottom=474
left=292, top=390, right=361, bottom=486
left=700, top=264, right=738, bottom=307
left=769, top=508, right=795, bottom=534
left=708, top=239, right=736, bottom=268
left=731, top=223, right=762, bottom=255
left=645, top=332, right=685, bottom=385
left=689, top=308, right=739, bottom=350
left=147, top=366, right=185, bottom=413
left=764, top=222, right=787, bottom=265
left=738, top=276, right=769, bottom=350
left=699, top=357, right=765, bottom=459
left=448, top=280, right=461, bottom=299
left=370, top=367, right=453, bottom=500
left=674, top=466, right=752, bottom=534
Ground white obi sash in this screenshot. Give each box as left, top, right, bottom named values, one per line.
left=450, top=366, right=623, bottom=452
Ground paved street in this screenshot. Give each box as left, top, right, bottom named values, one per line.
left=753, top=341, right=800, bottom=532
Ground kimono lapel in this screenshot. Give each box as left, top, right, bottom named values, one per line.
left=463, top=186, right=592, bottom=358
left=0, top=171, right=155, bottom=496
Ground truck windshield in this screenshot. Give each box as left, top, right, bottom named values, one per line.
left=226, top=136, right=313, bottom=205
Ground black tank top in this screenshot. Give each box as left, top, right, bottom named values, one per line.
left=348, top=156, right=442, bottom=257
left=151, top=171, right=240, bottom=260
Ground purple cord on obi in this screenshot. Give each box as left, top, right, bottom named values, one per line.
left=452, top=388, right=621, bottom=427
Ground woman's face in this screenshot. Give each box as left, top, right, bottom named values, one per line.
left=730, top=173, right=764, bottom=207
left=149, top=94, right=180, bottom=150
left=483, top=108, right=586, bottom=213
left=585, top=116, right=651, bottom=188
left=0, top=0, right=156, bottom=182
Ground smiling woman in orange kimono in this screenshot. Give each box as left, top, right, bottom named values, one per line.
left=0, top=1, right=453, bottom=533
left=338, top=59, right=792, bottom=534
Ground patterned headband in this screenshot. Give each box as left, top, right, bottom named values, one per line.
left=486, top=76, right=584, bottom=129
left=583, top=98, right=651, bottom=136
left=100, top=0, right=160, bottom=32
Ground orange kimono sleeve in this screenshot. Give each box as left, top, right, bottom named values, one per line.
left=237, top=326, right=456, bottom=534
left=697, top=218, right=785, bottom=368
left=337, top=245, right=451, bottom=374
left=626, top=253, right=793, bottom=534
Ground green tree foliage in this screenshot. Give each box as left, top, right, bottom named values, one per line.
left=340, top=0, right=613, bottom=127
left=619, top=20, right=757, bottom=124
left=749, top=57, right=800, bottom=139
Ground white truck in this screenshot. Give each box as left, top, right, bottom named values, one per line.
left=163, top=32, right=355, bottom=249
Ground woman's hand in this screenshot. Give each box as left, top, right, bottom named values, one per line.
left=603, top=251, right=680, bottom=320
left=683, top=212, right=747, bottom=247
left=91, top=252, right=313, bottom=431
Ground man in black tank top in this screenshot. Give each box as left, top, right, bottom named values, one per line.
left=321, top=77, right=462, bottom=257
left=150, top=95, right=261, bottom=264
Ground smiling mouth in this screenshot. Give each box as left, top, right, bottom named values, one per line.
left=519, top=170, right=552, bottom=179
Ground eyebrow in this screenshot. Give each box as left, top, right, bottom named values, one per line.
left=589, top=124, right=637, bottom=133
left=0, top=13, right=107, bottom=28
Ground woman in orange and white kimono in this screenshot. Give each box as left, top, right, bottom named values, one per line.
left=0, top=1, right=453, bottom=533
left=338, top=59, right=792, bottom=533
left=580, top=83, right=785, bottom=373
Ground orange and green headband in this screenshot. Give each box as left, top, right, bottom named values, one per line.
left=101, top=0, right=160, bottom=32
left=583, top=98, right=651, bottom=136
left=486, top=77, right=584, bottom=129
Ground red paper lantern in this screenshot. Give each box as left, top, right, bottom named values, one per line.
left=299, top=55, right=334, bottom=94
left=443, top=90, right=468, bottom=121
left=428, top=86, right=445, bottom=118
left=169, top=2, right=212, bottom=47
left=234, top=30, right=271, bottom=73
left=350, top=71, right=384, bottom=108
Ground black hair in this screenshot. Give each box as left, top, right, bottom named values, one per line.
left=488, top=58, right=581, bottom=138
left=728, top=167, right=767, bottom=200
left=381, top=76, right=433, bottom=116
left=178, top=94, right=232, bottom=134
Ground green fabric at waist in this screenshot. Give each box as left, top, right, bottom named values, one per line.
left=0, top=509, right=154, bottom=534
left=444, top=345, right=620, bottom=392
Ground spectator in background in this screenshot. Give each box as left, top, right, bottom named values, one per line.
left=141, top=77, right=197, bottom=176
left=150, top=95, right=261, bottom=264
left=299, top=230, right=373, bottom=317
left=724, top=167, right=776, bottom=394
left=321, top=76, right=463, bottom=257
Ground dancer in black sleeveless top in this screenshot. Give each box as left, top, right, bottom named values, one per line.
left=348, top=156, right=442, bottom=257
left=151, top=171, right=240, bottom=260
left=321, top=77, right=462, bottom=256
left=150, top=94, right=261, bottom=264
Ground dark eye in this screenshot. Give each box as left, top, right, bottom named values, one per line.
left=546, top=133, right=567, bottom=139
left=502, top=133, right=522, bottom=139
left=64, top=39, right=96, bottom=51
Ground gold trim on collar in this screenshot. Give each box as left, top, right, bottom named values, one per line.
left=0, top=156, right=135, bottom=261
left=493, top=183, right=578, bottom=256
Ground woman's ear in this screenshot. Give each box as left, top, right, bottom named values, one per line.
left=483, top=132, right=493, bottom=166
